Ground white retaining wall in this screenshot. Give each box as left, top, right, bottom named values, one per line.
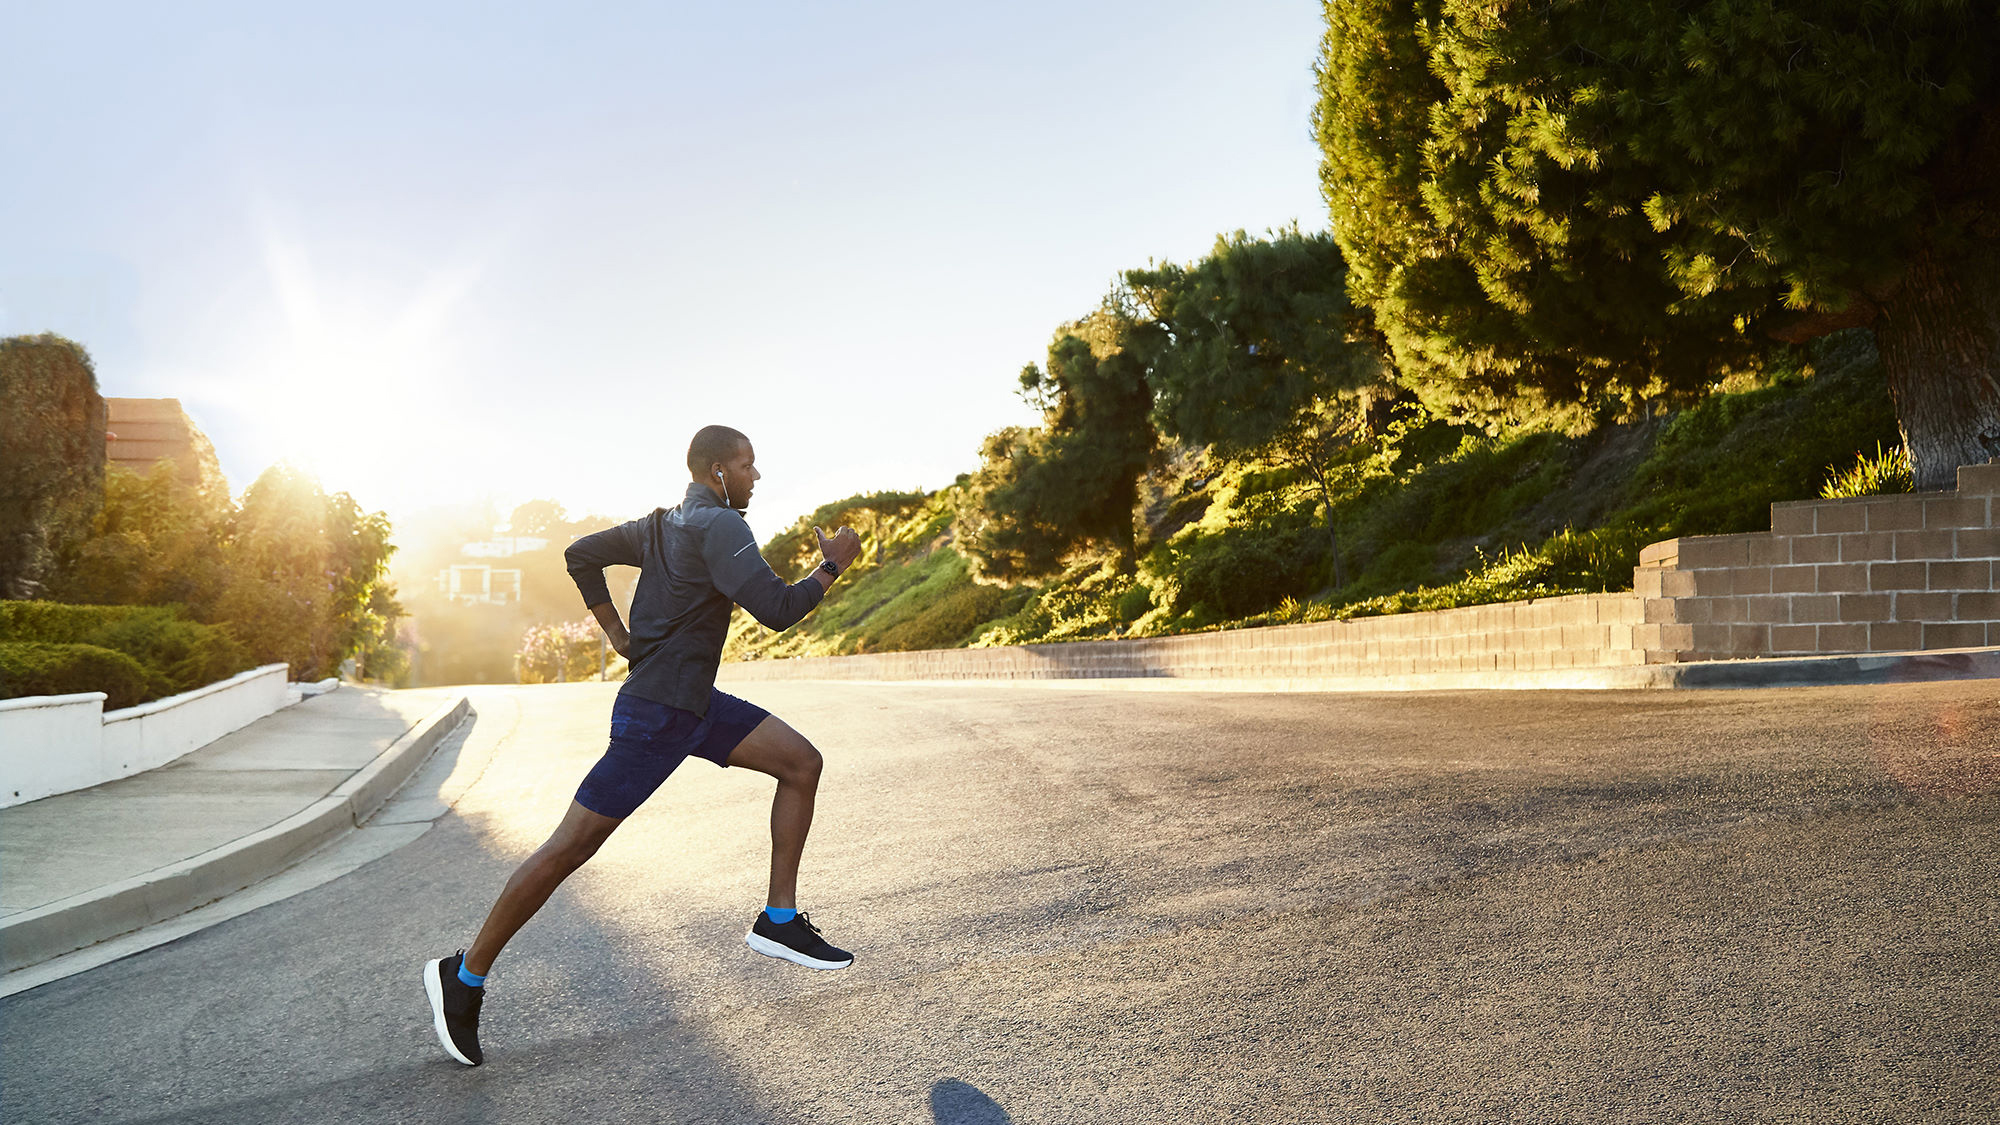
left=0, top=663, right=291, bottom=808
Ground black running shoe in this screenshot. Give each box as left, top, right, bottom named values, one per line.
left=745, top=911, right=853, bottom=970
left=424, top=951, right=485, bottom=1066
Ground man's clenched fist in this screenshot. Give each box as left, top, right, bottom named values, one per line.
left=815, top=525, right=863, bottom=572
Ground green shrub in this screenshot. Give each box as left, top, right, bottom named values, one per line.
left=0, top=641, right=153, bottom=709
left=0, top=600, right=156, bottom=643
left=1113, top=584, right=1153, bottom=621
left=1025, top=559, right=1145, bottom=642
left=869, top=582, right=1023, bottom=652
left=0, top=601, right=253, bottom=701
left=1146, top=520, right=1325, bottom=619
left=1535, top=524, right=1664, bottom=593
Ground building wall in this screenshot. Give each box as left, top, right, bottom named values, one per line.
left=104, top=397, right=226, bottom=495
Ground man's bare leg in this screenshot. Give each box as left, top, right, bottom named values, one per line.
left=724, top=713, right=823, bottom=910
left=463, top=800, right=623, bottom=976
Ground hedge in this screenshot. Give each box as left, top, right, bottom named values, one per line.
left=0, top=601, right=254, bottom=704
left=0, top=641, right=153, bottom=710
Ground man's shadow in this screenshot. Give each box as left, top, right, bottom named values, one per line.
left=929, top=1078, right=1012, bottom=1124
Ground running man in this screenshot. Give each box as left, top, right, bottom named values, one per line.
left=425, top=424, right=864, bottom=1067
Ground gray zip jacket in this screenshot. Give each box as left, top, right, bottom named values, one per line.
left=565, top=482, right=823, bottom=716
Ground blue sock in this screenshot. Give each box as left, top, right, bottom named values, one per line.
left=457, top=962, right=487, bottom=988
left=763, top=906, right=797, bottom=924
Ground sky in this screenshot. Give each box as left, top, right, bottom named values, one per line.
left=3, top=1, right=1331, bottom=544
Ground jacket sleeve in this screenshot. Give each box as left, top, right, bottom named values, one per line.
left=564, top=518, right=646, bottom=608
left=704, top=513, right=825, bottom=631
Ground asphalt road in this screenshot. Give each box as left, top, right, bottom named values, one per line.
left=4, top=679, right=1996, bottom=1124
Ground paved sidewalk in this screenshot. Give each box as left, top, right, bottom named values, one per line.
left=0, top=686, right=464, bottom=978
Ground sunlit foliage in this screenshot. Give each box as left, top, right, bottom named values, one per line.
left=50, top=462, right=403, bottom=682
left=1315, top=0, right=2000, bottom=487
left=516, top=617, right=611, bottom=683
left=961, top=310, right=1157, bottom=582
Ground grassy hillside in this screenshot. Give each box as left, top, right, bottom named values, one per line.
left=725, top=331, right=1904, bottom=661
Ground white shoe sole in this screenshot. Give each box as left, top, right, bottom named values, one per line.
left=745, top=931, right=853, bottom=970
left=424, top=959, right=479, bottom=1066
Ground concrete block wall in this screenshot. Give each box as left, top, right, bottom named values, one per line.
left=1635, top=462, right=2000, bottom=662
left=725, top=592, right=1645, bottom=684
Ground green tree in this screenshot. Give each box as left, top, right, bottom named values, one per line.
left=962, top=309, right=1157, bottom=582
left=1126, top=228, right=1385, bottom=584
left=347, top=573, right=409, bottom=685
left=218, top=465, right=399, bottom=679
left=1316, top=0, right=2000, bottom=489
left=507, top=499, right=568, bottom=535
left=0, top=335, right=106, bottom=598
left=51, top=462, right=235, bottom=612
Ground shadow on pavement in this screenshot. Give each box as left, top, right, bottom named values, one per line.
left=0, top=685, right=803, bottom=1125
left=929, top=1078, right=1012, bottom=1124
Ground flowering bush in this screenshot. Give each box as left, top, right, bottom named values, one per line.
left=515, top=618, right=608, bottom=683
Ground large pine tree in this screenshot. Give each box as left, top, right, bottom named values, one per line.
left=1317, top=0, right=2000, bottom=489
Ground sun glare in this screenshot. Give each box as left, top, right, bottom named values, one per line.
left=247, top=211, right=483, bottom=510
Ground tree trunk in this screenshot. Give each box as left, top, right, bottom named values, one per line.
left=1874, top=239, right=2000, bottom=491
left=1303, top=462, right=1347, bottom=589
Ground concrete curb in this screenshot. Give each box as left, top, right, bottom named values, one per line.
left=720, top=645, right=2000, bottom=694
left=0, top=695, right=469, bottom=974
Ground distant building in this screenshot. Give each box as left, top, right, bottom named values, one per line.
left=104, top=398, right=227, bottom=495
left=439, top=562, right=522, bottom=605
left=460, top=536, right=549, bottom=558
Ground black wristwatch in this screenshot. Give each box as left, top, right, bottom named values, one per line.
left=817, top=558, right=842, bottom=579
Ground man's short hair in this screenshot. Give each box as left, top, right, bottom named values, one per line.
left=687, top=425, right=749, bottom=479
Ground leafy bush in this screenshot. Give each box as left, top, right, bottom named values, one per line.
left=870, top=581, right=1023, bottom=652
left=1534, top=524, right=1665, bottom=593
left=0, top=641, right=153, bottom=710
left=516, top=618, right=610, bottom=683
left=1147, top=521, right=1325, bottom=619
left=0, top=601, right=254, bottom=703
left=0, top=599, right=148, bottom=643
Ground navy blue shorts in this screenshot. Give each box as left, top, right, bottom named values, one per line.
left=574, top=689, right=770, bottom=819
